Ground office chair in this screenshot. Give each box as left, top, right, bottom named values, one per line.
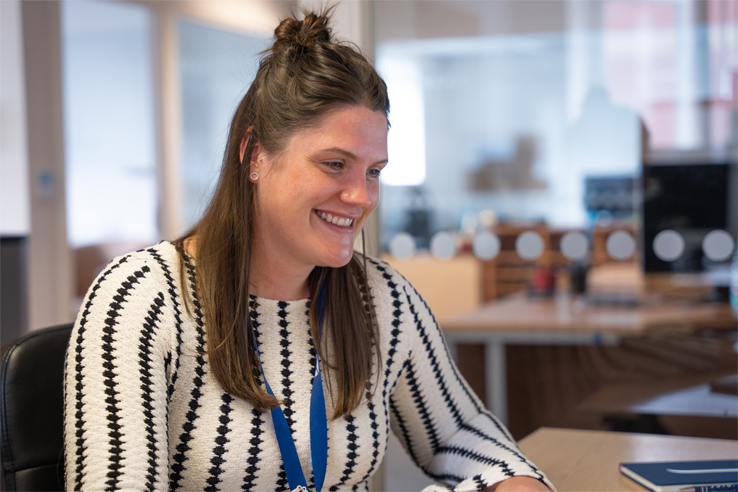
left=1, top=323, right=73, bottom=492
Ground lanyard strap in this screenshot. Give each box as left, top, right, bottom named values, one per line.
left=251, top=284, right=328, bottom=492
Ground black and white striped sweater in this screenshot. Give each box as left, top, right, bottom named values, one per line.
left=64, top=241, right=551, bottom=491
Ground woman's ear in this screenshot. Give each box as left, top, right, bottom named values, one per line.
left=239, top=128, right=254, bottom=165
left=239, top=127, right=264, bottom=174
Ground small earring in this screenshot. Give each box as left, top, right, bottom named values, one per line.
left=250, top=172, right=259, bottom=181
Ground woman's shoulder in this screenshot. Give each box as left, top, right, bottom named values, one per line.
left=360, top=255, right=440, bottom=333
left=84, top=241, right=184, bottom=298
left=362, top=255, right=409, bottom=289
left=103, top=240, right=179, bottom=271
left=360, top=255, right=424, bottom=308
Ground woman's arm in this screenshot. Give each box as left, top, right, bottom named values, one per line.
left=487, top=476, right=552, bottom=491
left=388, top=272, right=554, bottom=492
left=64, top=250, right=176, bottom=491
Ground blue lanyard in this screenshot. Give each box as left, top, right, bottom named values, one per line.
left=250, top=285, right=328, bottom=492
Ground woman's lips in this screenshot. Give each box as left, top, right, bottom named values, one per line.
left=315, top=210, right=354, bottom=227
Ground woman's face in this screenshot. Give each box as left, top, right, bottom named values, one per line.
left=251, top=105, right=388, bottom=274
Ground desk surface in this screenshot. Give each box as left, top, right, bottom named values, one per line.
left=518, top=427, right=738, bottom=492
left=441, top=293, right=737, bottom=335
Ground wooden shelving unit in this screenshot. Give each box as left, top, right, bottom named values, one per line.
left=480, top=222, right=638, bottom=302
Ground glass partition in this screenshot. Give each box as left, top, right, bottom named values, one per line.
left=62, top=0, right=157, bottom=248
left=177, top=19, right=269, bottom=230
left=374, top=0, right=736, bottom=256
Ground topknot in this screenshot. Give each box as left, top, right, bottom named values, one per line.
left=273, top=10, right=332, bottom=51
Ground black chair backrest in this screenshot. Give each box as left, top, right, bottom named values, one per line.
left=1, top=323, right=73, bottom=492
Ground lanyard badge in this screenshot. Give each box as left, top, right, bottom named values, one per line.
left=251, top=283, right=328, bottom=492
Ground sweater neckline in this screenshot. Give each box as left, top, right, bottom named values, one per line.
left=249, top=295, right=311, bottom=308
left=163, top=240, right=313, bottom=306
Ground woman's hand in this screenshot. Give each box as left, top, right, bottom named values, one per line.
left=484, top=476, right=552, bottom=491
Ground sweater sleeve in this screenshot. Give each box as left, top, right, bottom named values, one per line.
left=387, top=273, right=554, bottom=492
left=63, top=250, right=178, bottom=492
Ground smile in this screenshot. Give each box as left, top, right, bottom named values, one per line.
left=316, top=210, right=354, bottom=227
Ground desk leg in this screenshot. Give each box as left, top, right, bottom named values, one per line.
left=485, top=340, right=507, bottom=425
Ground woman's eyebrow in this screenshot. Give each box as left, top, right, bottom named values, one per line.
left=321, top=147, right=388, bottom=165
left=321, top=147, right=357, bottom=159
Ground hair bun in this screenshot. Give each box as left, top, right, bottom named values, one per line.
left=274, top=10, right=332, bottom=50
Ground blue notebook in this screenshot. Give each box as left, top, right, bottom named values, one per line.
left=619, top=460, right=738, bottom=492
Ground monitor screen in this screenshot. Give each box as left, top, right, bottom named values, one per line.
left=643, top=162, right=736, bottom=273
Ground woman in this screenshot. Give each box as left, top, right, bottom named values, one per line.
left=64, top=9, right=553, bottom=492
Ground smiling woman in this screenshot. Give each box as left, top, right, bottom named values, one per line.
left=247, top=106, right=388, bottom=297
left=63, top=7, right=552, bottom=492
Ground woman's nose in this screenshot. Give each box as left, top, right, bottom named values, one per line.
left=341, top=175, right=373, bottom=207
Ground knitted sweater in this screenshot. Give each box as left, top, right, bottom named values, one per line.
left=64, top=241, right=551, bottom=491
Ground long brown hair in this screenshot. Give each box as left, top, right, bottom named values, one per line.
left=176, top=8, right=389, bottom=418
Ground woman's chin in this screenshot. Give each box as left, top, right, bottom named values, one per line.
left=316, top=249, right=356, bottom=269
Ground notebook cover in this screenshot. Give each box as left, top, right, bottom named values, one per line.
left=619, top=460, right=738, bottom=492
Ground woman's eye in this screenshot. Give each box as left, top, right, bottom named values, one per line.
left=326, top=161, right=343, bottom=170
left=368, top=168, right=382, bottom=178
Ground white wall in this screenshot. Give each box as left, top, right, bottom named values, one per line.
left=0, top=0, right=30, bottom=236
left=16, top=0, right=294, bottom=331
left=22, top=0, right=74, bottom=330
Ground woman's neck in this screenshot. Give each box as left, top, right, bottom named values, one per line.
left=248, top=240, right=313, bottom=301
left=184, top=235, right=311, bottom=301
left=248, top=261, right=311, bottom=301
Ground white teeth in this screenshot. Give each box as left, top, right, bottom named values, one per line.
left=317, top=211, right=353, bottom=227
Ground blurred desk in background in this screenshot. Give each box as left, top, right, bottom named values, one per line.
left=578, top=370, right=738, bottom=419
left=518, top=427, right=738, bottom=492
left=440, top=293, right=737, bottom=426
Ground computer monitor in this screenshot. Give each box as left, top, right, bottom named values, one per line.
left=642, top=161, right=737, bottom=291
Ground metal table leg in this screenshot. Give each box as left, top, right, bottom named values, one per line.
left=486, top=340, right=507, bottom=425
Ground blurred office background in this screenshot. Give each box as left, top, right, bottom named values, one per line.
left=2, top=0, right=736, bottom=489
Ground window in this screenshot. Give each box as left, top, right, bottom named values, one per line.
left=62, top=0, right=157, bottom=248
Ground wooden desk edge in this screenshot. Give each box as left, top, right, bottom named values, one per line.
left=518, top=428, right=738, bottom=492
